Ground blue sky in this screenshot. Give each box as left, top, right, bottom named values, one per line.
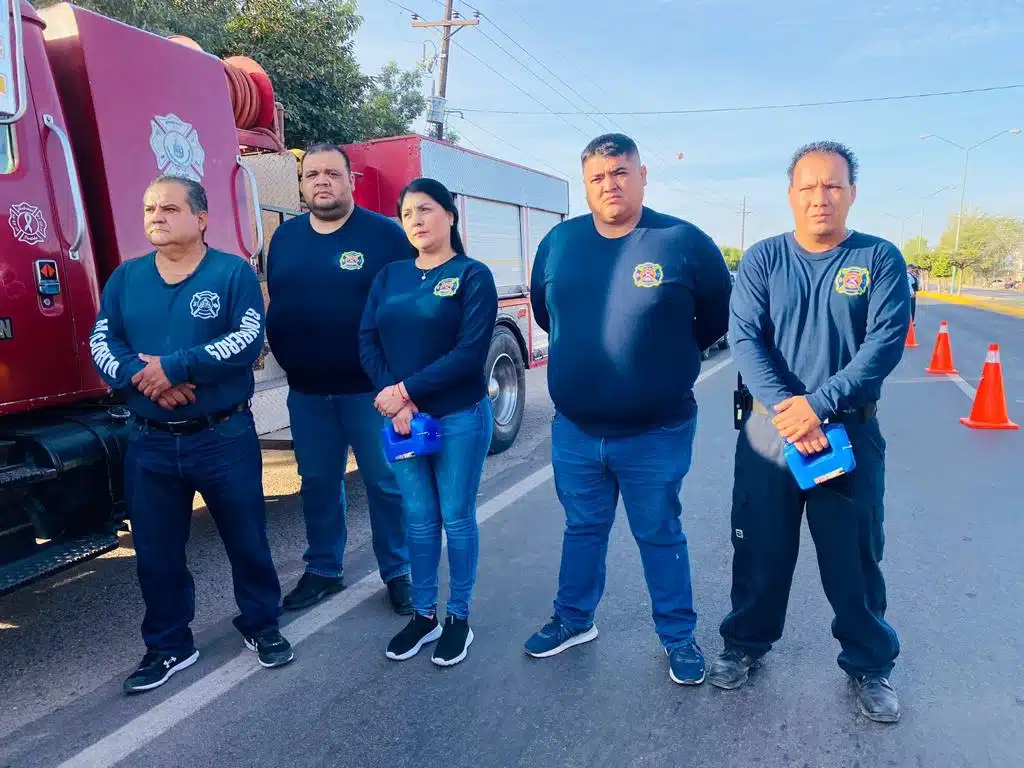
left=354, top=0, right=1024, bottom=251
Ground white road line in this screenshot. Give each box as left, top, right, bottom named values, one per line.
left=60, top=357, right=735, bottom=767
left=947, top=373, right=978, bottom=400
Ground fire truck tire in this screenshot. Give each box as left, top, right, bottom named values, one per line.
left=485, top=326, right=525, bottom=455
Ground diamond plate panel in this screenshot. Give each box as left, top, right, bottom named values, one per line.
left=0, top=533, right=119, bottom=594
left=419, top=140, right=569, bottom=215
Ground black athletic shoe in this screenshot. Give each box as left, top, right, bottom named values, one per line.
left=851, top=675, right=900, bottom=723
left=431, top=615, right=474, bottom=667
left=708, top=647, right=764, bottom=690
left=244, top=629, right=295, bottom=668
left=282, top=572, right=345, bottom=611
left=123, top=649, right=199, bottom=694
left=386, top=613, right=441, bottom=660
left=386, top=574, right=413, bottom=615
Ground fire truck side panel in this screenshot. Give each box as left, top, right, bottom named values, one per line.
left=344, top=135, right=423, bottom=219
left=0, top=5, right=107, bottom=416
left=38, top=3, right=256, bottom=284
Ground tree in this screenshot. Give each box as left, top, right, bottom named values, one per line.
left=902, top=235, right=928, bottom=264
left=932, top=211, right=1024, bottom=286
left=35, top=0, right=428, bottom=148
left=720, top=246, right=743, bottom=270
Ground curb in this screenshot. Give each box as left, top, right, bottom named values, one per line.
left=918, top=291, right=1024, bottom=320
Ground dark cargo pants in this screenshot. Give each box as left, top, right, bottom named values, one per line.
left=719, top=410, right=900, bottom=678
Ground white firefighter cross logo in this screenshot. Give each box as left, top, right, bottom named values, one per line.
left=149, top=114, right=206, bottom=181
left=190, top=291, right=221, bottom=320
left=8, top=202, right=48, bottom=246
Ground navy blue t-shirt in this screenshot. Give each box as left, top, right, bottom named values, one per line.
left=89, top=248, right=265, bottom=422
left=729, top=230, right=911, bottom=419
left=530, top=207, right=733, bottom=437
left=359, top=254, right=498, bottom=418
left=265, top=207, right=412, bottom=395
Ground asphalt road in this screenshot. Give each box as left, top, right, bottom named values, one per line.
left=1, top=300, right=1022, bottom=767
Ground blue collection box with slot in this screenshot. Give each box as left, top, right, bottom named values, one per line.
left=381, top=413, right=442, bottom=463
left=783, top=422, right=856, bottom=490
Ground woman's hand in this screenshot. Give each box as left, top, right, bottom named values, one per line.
left=374, top=384, right=407, bottom=417
left=391, top=402, right=419, bottom=436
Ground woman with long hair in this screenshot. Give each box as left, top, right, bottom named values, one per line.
left=359, top=177, right=498, bottom=667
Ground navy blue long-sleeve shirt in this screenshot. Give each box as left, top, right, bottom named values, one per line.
left=89, top=248, right=265, bottom=422
left=359, top=254, right=498, bottom=418
left=265, top=207, right=412, bottom=395
left=530, top=207, right=733, bottom=437
left=729, top=230, right=911, bottom=420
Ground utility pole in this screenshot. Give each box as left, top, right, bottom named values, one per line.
left=412, top=4, right=479, bottom=140
left=739, top=195, right=750, bottom=252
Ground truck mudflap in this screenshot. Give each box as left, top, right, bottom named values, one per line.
left=0, top=405, right=133, bottom=594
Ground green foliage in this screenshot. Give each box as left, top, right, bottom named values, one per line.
left=901, top=235, right=928, bottom=264
left=932, top=211, right=1024, bottom=276
left=720, top=246, right=743, bottom=270
left=34, top=0, right=427, bottom=148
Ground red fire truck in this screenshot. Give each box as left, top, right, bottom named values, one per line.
left=0, top=2, right=567, bottom=595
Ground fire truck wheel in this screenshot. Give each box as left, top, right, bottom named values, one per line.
left=485, top=326, right=526, bottom=455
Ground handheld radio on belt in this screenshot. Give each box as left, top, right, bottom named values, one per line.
left=733, top=372, right=752, bottom=430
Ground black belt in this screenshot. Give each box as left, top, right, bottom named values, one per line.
left=136, top=401, right=249, bottom=436
left=751, top=399, right=877, bottom=423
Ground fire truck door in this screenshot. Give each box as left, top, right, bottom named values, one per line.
left=0, top=114, right=81, bottom=405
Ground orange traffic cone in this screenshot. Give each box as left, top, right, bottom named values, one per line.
left=925, top=321, right=958, bottom=374
left=960, top=344, right=1019, bottom=430
left=905, top=321, right=918, bottom=348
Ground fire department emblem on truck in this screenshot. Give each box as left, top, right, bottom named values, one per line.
left=190, top=290, right=221, bottom=320
left=633, top=262, right=664, bottom=288
left=8, top=202, right=48, bottom=246
left=149, top=113, right=206, bottom=181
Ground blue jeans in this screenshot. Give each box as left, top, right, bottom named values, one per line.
left=389, top=398, right=493, bottom=619
left=124, top=410, right=282, bottom=653
left=287, top=390, right=409, bottom=583
left=551, top=411, right=699, bottom=650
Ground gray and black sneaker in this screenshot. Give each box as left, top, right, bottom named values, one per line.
left=431, top=615, right=474, bottom=667
left=707, top=647, right=764, bottom=690
left=282, top=572, right=345, bottom=611
left=244, top=629, right=295, bottom=668
left=386, top=574, right=413, bottom=615
left=123, top=649, right=199, bottom=694
left=386, top=613, right=442, bottom=660
left=524, top=616, right=598, bottom=658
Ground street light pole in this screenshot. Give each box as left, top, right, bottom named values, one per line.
left=920, top=128, right=1021, bottom=292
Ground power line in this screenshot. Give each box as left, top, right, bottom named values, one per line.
left=447, top=2, right=734, bottom=209
left=452, top=83, right=1024, bottom=116
left=454, top=115, right=571, bottom=180
left=382, top=0, right=421, bottom=16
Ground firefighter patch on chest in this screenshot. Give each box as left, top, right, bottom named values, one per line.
left=339, top=251, right=364, bottom=270
left=0, top=317, right=12, bottom=340
left=190, top=291, right=221, bottom=320
left=633, top=262, right=664, bottom=288
left=834, top=266, right=871, bottom=296
left=433, top=277, right=460, bottom=297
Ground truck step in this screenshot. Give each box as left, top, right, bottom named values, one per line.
left=0, top=533, right=120, bottom=595
left=0, top=464, right=59, bottom=490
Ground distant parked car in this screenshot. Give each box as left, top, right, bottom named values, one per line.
left=701, top=270, right=736, bottom=360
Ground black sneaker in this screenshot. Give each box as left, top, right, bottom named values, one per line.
left=282, top=572, right=345, bottom=611
left=244, top=629, right=295, bottom=668
left=123, top=649, right=199, bottom=694
left=386, top=613, right=441, bottom=660
left=431, top=615, right=474, bottom=667
left=667, top=638, right=705, bottom=685
left=851, top=675, right=900, bottom=723
left=524, top=616, right=598, bottom=658
left=708, top=647, right=764, bottom=690
left=386, top=574, right=413, bottom=615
